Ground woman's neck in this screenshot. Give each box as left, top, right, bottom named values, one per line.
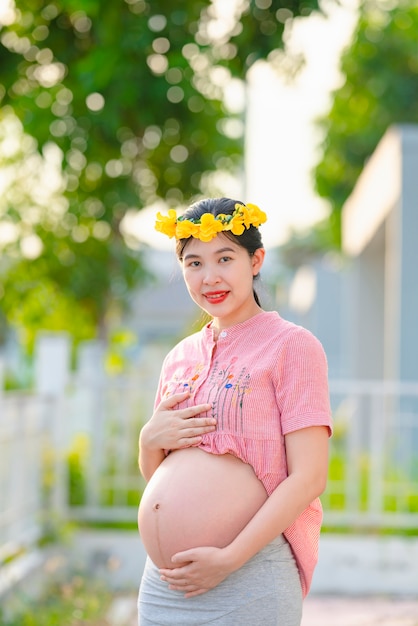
left=211, top=305, right=264, bottom=340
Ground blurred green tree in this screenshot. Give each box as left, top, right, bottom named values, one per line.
left=0, top=0, right=321, bottom=347
left=313, top=0, right=418, bottom=247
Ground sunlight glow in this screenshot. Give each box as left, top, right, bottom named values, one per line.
left=245, top=0, right=358, bottom=248
left=0, top=0, right=15, bottom=26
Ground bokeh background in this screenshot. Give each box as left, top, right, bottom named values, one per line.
left=1, top=0, right=418, bottom=624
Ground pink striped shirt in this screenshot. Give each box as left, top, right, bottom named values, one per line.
left=154, top=310, right=332, bottom=596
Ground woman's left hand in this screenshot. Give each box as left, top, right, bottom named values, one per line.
left=159, top=546, right=233, bottom=598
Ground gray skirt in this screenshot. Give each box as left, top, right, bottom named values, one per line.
left=137, top=534, right=302, bottom=626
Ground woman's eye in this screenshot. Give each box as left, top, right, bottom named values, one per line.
left=219, top=256, right=231, bottom=263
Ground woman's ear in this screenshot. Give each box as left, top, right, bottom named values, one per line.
left=251, top=247, right=265, bottom=276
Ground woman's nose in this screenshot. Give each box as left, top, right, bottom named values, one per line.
left=203, top=267, right=221, bottom=284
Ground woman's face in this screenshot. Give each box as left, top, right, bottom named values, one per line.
left=180, top=233, right=265, bottom=330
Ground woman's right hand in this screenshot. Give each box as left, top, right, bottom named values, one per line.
left=138, top=391, right=215, bottom=480
left=140, top=391, right=215, bottom=453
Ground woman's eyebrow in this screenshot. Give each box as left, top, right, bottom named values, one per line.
left=183, top=253, right=201, bottom=261
left=183, top=247, right=235, bottom=262
left=215, top=247, right=235, bottom=254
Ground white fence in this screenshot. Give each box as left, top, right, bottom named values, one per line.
left=0, top=338, right=165, bottom=577
left=1, top=371, right=418, bottom=577
left=63, top=376, right=418, bottom=529
left=324, top=380, right=418, bottom=529
left=0, top=391, right=62, bottom=585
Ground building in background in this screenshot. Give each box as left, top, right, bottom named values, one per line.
left=285, top=124, right=418, bottom=384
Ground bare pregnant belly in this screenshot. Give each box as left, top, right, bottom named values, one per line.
left=137, top=448, right=268, bottom=568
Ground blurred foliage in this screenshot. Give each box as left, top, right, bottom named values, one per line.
left=324, top=448, right=418, bottom=517
left=104, top=327, right=137, bottom=375
left=2, top=273, right=95, bottom=354
left=278, top=220, right=339, bottom=269
left=67, top=433, right=89, bottom=506
left=0, top=573, right=111, bottom=626
left=313, top=0, right=418, bottom=247
left=0, top=0, right=322, bottom=346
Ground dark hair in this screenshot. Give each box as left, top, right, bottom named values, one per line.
left=176, top=197, right=264, bottom=306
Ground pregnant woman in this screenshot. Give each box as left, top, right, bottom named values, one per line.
left=137, top=198, right=332, bottom=625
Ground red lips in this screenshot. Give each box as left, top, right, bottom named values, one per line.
left=203, top=291, right=229, bottom=304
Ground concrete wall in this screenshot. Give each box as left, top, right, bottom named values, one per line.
left=292, top=125, right=418, bottom=383
left=343, top=124, right=418, bottom=383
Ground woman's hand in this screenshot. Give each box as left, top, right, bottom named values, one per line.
left=141, top=391, right=215, bottom=451
left=159, top=546, right=234, bottom=598
left=138, top=391, right=215, bottom=480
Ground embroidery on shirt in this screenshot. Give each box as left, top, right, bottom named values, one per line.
left=206, top=361, right=251, bottom=431
left=165, top=357, right=252, bottom=432
left=164, top=363, right=205, bottom=396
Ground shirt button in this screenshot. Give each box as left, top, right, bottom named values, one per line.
left=220, top=330, right=227, bottom=338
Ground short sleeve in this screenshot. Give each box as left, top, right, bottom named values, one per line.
left=275, top=327, right=332, bottom=436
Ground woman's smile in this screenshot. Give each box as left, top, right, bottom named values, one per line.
left=203, top=290, right=230, bottom=304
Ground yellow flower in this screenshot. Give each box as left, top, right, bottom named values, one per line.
left=246, top=203, right=267, bottom=227
left=155, top=209, right=177, bottom=238
left=198, top=213, right=224, bottom=241
left=229, top=213, right=246, bottom=235
left=154, top=202, right=267, bottom=241
left=235, top=204, right=252, bottom=229
left=176, top=219, right=199, bottom=239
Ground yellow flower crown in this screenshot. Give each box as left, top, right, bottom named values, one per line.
left=155, top=202, right=267, bottom=242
